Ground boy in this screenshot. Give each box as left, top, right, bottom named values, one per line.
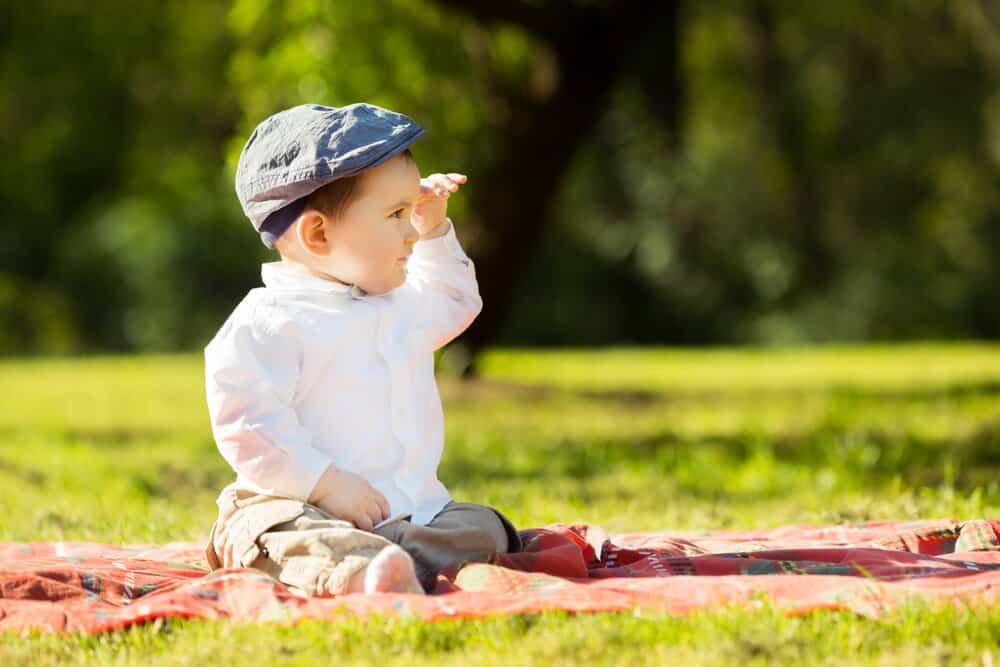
left=203, top=103, right=520, bottom=595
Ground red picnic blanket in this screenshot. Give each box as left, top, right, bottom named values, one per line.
left=2, top=518, right=998, bottom=634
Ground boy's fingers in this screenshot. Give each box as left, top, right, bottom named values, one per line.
left=354, top=513, right=374, bottom=532
left=431, top=176, right=452, bottom=191
left=418, top=181, right=443, bottom=198
left=422, top=174, right=465, bottom=191
left=374, top=492, right=390, bottom=520
left=424, top=172, right=465, bottom=182
left=415, top=176, right=459, bottom=201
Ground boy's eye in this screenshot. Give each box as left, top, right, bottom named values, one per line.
left=389, top=208, right=405, bottom=219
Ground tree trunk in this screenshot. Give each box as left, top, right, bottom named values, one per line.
left=747, top=0, right=831, bottom=296
left=431, top=1, right=681, bottom=375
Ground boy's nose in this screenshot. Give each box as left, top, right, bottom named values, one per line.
left=404, top=222, right=419, bottom=245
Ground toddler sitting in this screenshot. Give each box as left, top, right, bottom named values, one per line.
left=203, top=103, right=520, bottom=595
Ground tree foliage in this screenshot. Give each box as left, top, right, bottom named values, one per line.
left=1, top=0, right=998, bottom=355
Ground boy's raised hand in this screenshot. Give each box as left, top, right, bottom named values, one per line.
left=411, top=172, right=467, bottom=240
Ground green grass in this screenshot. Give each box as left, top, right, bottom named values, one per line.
left=2, top=343, right=999, bottom=665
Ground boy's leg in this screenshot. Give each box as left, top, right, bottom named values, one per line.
left=252, top=505, right=392, bottom=596
left=209, top=491, right=422, bottom=596
left=254, top=504, right=429, bottom=596
left=373, top=502, right=521, bottom=590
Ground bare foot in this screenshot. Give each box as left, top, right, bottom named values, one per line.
left=363, top=545, right=424, bottom=594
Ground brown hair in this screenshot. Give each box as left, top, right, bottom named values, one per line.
left=305, top=148, right=414, bottom=221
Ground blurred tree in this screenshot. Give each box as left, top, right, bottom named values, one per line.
left=425, top=1, right=685, bottom=371
left=503, top=0, right=1000, bottom=346
left=1, top=0, right=999, bottom=358
left=0, top=2, right=252, bottom=353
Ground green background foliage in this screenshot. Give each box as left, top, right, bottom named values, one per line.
left=2, top=1, right=1000, bottom=354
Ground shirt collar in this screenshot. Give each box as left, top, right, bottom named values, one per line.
left=260, top=262, right=368, bottom=298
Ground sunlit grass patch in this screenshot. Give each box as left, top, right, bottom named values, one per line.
left=1, top=344, right=998, bottom=662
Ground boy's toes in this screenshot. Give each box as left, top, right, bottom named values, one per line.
left=364, top=545, right=424, bottom=595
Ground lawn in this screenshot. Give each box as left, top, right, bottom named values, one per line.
left=2, top=344, right=999, bottom=665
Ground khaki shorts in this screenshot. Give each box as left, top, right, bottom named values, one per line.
left=205, top=487, right=520, bottom=596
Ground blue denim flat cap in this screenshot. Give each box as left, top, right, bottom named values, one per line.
left=235, top=102, right=426, bottom=248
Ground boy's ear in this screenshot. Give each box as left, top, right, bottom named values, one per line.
left=295, top=211, right=332, bottom=255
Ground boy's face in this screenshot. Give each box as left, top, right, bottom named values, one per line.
left=305, top=154, right=421, bottom=295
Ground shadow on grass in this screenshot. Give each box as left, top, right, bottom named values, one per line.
left=133, top=458, right=233, bottom=499
left=62, top=427, right=176, bottom=447
left=445, top=378, right=1000, bottom=408
left=0, top=458, right=46, bottom=486
left=440, top=419, right=1000, bottom=498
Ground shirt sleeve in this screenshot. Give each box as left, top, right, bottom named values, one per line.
left=398, top=218, right=484, bottom=351
left=204, top=301, right=332, bottom=500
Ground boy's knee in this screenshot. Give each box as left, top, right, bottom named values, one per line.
left=438, top=502, right=521, bottom=554
left=482, top=513, right=510, bottom=553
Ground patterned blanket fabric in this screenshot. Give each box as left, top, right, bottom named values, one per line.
left=2, top=518, right=998, bottom=634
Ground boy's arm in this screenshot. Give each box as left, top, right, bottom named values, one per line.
left=396, top=172, right=480, bottom=350
left=399, top=217, right=483, bottom=350
left=205, top=308, right=332, bottom=501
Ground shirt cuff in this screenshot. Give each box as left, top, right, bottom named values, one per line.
left=414, top=218, right=470, bottom=264
left=259, top=444, right=332, bottom=501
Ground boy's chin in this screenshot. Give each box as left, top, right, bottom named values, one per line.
left=364, top=274, right=406, bottom=296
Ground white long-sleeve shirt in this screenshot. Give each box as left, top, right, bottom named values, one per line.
left=204, top=219, right=481, bottom=526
